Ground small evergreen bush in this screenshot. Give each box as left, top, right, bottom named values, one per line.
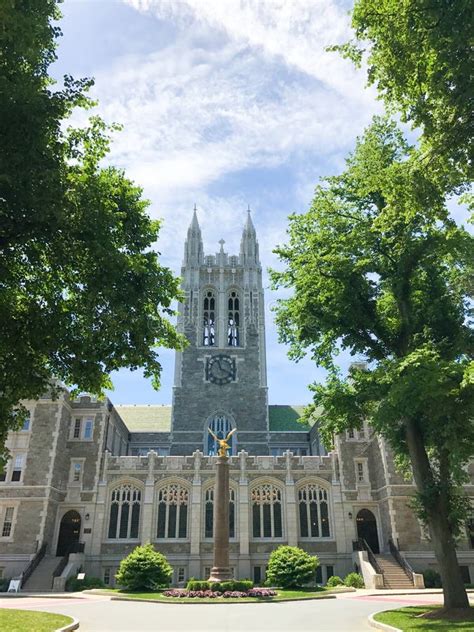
left=66, top=576, right=105, bottom=592
left=326, top=575, right=344, bottom=587
left=422, top=568, right=442, bottom=588
left=266, top=545, right=318, bottom=588
left=344, top=572, right=364, bottom=588
left=115, top=544, right=172, bottom=591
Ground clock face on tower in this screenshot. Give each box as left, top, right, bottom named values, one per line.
left=206, top=355, right=236, bottom=385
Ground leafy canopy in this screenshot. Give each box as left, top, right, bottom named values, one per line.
left=271, top=117, right=474, bottom=534
left=331, top=0, right=473, bottom=186
left=0, top=1, right=184, bottom=461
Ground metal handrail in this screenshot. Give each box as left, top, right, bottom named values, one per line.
left=388, top=538, right=414, bottom=582
left=353, top=538, right=384, bottom=576
left=20, top=542, right=47, bottom=588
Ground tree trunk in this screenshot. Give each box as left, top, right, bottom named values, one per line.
left=405, top=419, right=469, bottom=610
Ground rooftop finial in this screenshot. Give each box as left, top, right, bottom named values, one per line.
left=193, top=203, right=197, bottom=212
left=219, top=238, right=225, bottom=253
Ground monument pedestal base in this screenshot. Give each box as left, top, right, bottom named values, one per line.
left=208, top=566, right=233, bottom=583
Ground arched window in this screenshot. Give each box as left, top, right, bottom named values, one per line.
left=108, top=484, right=141, bottom=539
left=251, top=484, right=283, bottom=538
left=298, top=484, right=330, bottom=538
left=207, top=414, right=235, bottom=455
left=203, top=290, right=216, bottom=346
left=227, top=291, right=240, bottom=346
left=156, top=483, right=189, bottom=539
left=204, top=487, right=236, bottom=538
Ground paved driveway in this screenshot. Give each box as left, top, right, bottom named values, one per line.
left=0, top=591, right=446, bottom=632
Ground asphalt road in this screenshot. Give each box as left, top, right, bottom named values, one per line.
left=0, top=591, right=446, bottom=632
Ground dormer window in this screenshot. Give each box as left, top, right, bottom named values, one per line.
left=203, top=290, right=216, bottom=346
left=227, top=291, right=240, bottom=346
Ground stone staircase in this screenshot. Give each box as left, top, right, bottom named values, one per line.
left=22, top=555, right=59, bottom=592
left=375, top=554, right=414, bottom=589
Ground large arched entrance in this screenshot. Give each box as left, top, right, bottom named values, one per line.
left=56, top=510, right=81, bottom=556
left=356, top=508, right=380, bottom=553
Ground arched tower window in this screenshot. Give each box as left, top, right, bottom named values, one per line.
left=156, top=483, right=189, bottom=539
left=298, top=484, right=330, bottom=538
left=251, top=484, right=283, bottom=538
left=203, top=290, right=216, bottom=346
left=108, top=484, right=141, bottom=539
left=204, top=487, right=236, bottom=538
left=207, top=414, right=235, bottom=455
left=227, top=291, right=240, bottom=346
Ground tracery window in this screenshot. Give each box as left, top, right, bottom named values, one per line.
left=108, top=484, right=141, bottom=539
left=298, top=484, right=330, bottom=538
left=227, top=291, right=240, bottom=346
left=204, top=487, right=236, bottom=538
left=251, top=484, right=283, bottom=538
left=203, top=290, right=216, bottom=346
left=207, top=415, right=235, bottom=455
left=157, top=484, right=189, bottom=539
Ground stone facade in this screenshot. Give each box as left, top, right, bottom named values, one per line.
left=1, top=211, right=474, bottom=587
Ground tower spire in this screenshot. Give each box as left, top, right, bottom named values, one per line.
left=184, top=206, right=204, bottom=265
left=240, top=207, right=259, bottom=265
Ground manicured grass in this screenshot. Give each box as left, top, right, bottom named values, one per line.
left=0, top=609, right=74, bottom=632
left=99, top=586, right=339, bottom=603
left=374, top=606, right=474, bottom=630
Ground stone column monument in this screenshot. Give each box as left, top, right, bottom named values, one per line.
left=208, top=428, right=236, bottom=582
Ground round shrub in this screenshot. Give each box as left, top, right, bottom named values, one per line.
left=423, top=568, right=442, bottom=588
left=266, top=545, right=318, bottom=588
left=115, top=544, right=172, bottom=591
left=344, top=572, right=364, bottom=588
left=326, top=575, right=344, bottom=588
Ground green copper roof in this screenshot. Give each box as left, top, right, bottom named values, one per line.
left=268, top=405, right=310, bottom=431
left=115, top=405, right=172, bottom=432
left=115, top=404, right=320, bottom=433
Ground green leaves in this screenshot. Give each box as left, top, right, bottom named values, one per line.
left=0, top=2, right=185, bottom=464
left=266, top=546, right=318, bottom=589
left=343, top=0, right=473, bottom=187
left=272, top=117, right=473, bottom=540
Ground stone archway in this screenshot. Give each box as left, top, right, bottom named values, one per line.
left=356, top=508, right=380, bottom=554
left=56, top=510, right=81, bottom=556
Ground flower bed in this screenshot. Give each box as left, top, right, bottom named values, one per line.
left=163, top=588, right=277, bottom=599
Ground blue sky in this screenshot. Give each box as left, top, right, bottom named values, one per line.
left=51, top=1, right=468, bottom=406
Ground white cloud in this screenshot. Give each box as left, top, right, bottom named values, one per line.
left=124, top=0, right=369, bottom=103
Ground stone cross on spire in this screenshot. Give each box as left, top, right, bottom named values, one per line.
left=219, top=238, right=225, bottom=252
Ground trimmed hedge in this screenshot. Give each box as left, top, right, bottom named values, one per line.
left=66, top=576, right=105, bottom=592
left=186, top=579, right=253, bottom=592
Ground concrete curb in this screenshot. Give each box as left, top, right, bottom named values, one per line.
left=111, top=594, right=337, bottom=605
left=368, top=612, right=401, bottom=632
left=56, top=616, right=80, bottom=632
left=0, top=593, right=87, bottom=599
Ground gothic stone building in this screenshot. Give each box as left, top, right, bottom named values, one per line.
left=1, top=210, right=474, bottom=589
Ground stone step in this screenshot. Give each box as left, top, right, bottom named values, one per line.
left=23, top=556, right=60, bottom=591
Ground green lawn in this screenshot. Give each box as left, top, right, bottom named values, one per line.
left=0, top=609, right=74, bottom=632
left=374, top=606, right=474, bottom=630
left=101, top=586, right=340, bottom=603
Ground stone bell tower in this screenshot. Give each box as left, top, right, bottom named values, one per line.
left=170, top=207, right=269, bottom=455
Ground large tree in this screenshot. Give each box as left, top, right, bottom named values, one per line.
left=271, top=118, right=474, bottom=611
left=0, top=1, right=184, bottom=461
left=333, top=0, right=473, bottom=188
